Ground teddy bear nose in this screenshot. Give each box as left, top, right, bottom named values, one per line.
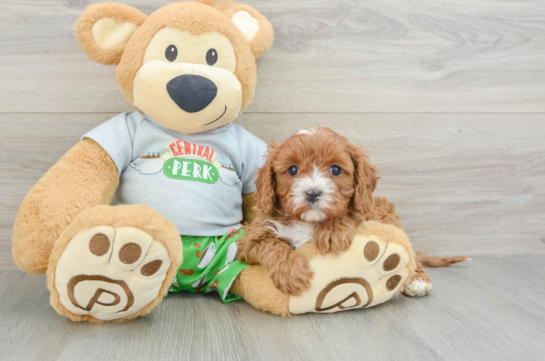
left=167, top=74, right=218, bottom=113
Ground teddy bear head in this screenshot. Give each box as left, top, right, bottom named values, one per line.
left=76, top=0, right=273, bottom=134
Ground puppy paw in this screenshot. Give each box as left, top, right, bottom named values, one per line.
left=402, top=277, right=432, bottom=297
left=313, top=222, right=355, bottom=255
left=53, top=226, right=171, bottom=321
left=270, top=253, right=314, bottom=296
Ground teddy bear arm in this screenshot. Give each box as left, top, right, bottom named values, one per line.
left=241, top=191, right=259, bottom=224
left=12, top=138, right=119, bottom=274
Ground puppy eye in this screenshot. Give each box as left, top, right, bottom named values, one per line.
left=166, top=45, right=178, bottom=62
left=206, top=48, right=218, bottom=66
left=288, top=165, right=298, bottom=176
left=330, top=165, right=342, bottom=176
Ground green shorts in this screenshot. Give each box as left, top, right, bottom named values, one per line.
left=169, top=228, right=247, bottom=302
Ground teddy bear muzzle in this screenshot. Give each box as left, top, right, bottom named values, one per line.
left=133, top=61, right=242, bottom=134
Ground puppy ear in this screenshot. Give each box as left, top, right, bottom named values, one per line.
left=75, top=3, right=147, bottom=65
left=349, top=144, right=380, bottom=214
left=221, top=3, right=274, bottom=58
left=254, top=147, right=277, bottom=215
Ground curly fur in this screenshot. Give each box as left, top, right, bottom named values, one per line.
left=242, top=191, right=260, bottom=224
left=241, top=127, right=401, bottom=295
left=241, top=127, right=470, bottom=298
left=230, top=265, right=291, bottom=316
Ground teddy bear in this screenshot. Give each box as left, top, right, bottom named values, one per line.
left=12, top=0, right=419, bottom=322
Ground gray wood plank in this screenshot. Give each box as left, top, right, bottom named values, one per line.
left=1, top=256, right=544, bottom=360
left=1, top=0, right=545, bottom=113
left=239, top=112, right=545, bottom=259
left=0, top=229, right=16, bottom=270
left=2, top=112, right=545, bottom=270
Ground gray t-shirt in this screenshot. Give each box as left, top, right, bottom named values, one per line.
left=83, top=112, right=267, bottom=236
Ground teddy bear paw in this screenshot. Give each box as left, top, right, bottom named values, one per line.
left=53, top=226, right=171, bottom=321
left=289, top=235, right=411, bottom=314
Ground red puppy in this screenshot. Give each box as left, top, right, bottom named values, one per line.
left=239, top=127, right=412, bottom=295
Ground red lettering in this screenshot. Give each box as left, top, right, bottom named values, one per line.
left=193, top=144, right=197, bottom=154
left=197, top=146, right=204, bottom=157
left=169, top=142, right=179, bottom=156
left=202, top=147, right=210, bottom=160
left=176, top=140, right=184, bottom=155
left=208, top=149, right=214, bottom=162
left=184, top=141, right=192, bottom=156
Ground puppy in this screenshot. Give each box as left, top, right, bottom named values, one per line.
left=239, top=127, right=402, bottom=295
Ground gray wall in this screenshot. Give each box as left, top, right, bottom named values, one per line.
left=1, top=0, right=545, bottom=269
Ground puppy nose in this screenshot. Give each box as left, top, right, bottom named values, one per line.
left=305, top=189, right=322, bottom=203
left=167, top=74, right=217, bottom=113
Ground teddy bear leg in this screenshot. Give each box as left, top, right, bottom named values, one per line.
left=230, top=265, right=291, bottom=316
left=13, top=139, right=119, bottom=274
left=287, top=220, right=416, bottom=314
left=47, top=204, right=182, bottom=322
left=369, top=197, right=433, bottom=296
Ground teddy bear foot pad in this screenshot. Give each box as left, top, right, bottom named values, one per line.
left=289, top=234, right=411, bottom=314
left=54, top=226, right=171, bottom=321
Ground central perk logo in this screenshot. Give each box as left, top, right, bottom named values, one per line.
left=130, top=139, right=240, bottom=186
left=162, top=139, right=220, bottom=183
left=163, top=158, right=219, bottom=183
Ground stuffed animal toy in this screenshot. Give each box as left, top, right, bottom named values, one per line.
left=11, top=0, right=431, bottom=322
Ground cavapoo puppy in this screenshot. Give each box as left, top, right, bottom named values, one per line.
left=239, top=127, right=413, bottom=295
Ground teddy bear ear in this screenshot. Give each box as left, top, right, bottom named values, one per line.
left=75, top=3, right=148, bottom=66
left=221, top=3, right=274, bottom=58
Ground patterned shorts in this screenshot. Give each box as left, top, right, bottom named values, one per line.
left=169, top=229, right=247, bottom=302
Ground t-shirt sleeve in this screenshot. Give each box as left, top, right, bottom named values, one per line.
left=236, top=127, right=268, bottom=194
left=82, top=112, right=140, bottom=176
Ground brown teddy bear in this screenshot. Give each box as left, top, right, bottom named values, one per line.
left=12, top=0, right=422, bottom=322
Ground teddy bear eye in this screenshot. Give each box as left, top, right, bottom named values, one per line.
left=165, top=45, right=178, bottom=62
left=330, top=165, right=342, bottom=176
left=288, top=165, right=298, bottom=176
left=206, top=48, right=218, bottom=66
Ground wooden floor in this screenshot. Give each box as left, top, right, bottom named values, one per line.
left=1, top=256, right=544, bottom=361
left=1, top=0, right=545, bottom=360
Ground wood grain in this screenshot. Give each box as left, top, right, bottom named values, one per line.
left=1, top=0, right=545, bottom=113
left=1, top=256, right=544, bottom=360
left=239, top=113, right=545, bottom=259
left=2, top=0, right=545, bottom=358
left=2, top=112, right=544, bottom=269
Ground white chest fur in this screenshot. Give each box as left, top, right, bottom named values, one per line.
left=266, top=220, right=315, bottom=249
